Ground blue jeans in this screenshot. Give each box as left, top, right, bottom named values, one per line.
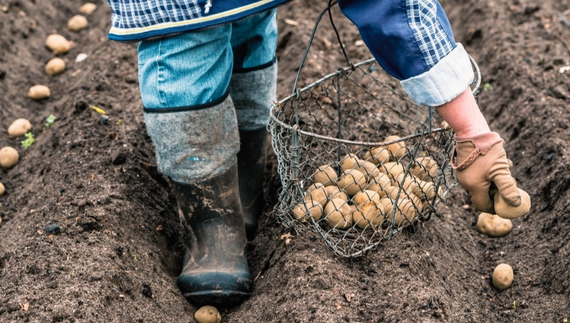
left=137, top=9, right=277, bottom=109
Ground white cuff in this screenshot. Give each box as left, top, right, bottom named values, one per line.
left=400, top=43, right=474, bottom=107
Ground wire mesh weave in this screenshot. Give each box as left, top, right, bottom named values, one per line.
left=268, top=56, right=480, bottom=258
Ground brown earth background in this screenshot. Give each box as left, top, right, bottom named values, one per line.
left=1, top=0, right=570, bottom=322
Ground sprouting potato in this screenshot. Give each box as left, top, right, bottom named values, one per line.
left=0, top=146, right=19, bottom=168
left=353, top=200, right=385, bottom=229
left=45, top=57, right=66, bottom=75
left=363, top=146, right=391, bottom=165
left=324, top=198, right=353, bottom=229
left=314, top=164, right=338, bottom=186
left=27, top=85, right=51, bottom=100
left=476, top=212, right=512, bottom=237
left=492, top=263, right=514, bottom=290
left=45, top=34, right=71, bottom=54
left=494, top=188, right=531, bottom=219
left=68, top=15, right=88, bottom=32
left=194, top=305, right=222, bottom=323
left=291, top=200, right=323, bottom=222
left=7, top=118, right=32, bottom=138
left=304, top=183, right=328, bottom=206
left=337, top=169, right=367, bottom=196
left=324, top=185, right=349, bottom=201
left=352, top=190, right=381, bottom=206
left=384, top=135, right=406, bottom=160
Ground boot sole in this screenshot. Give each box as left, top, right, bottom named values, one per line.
left=184, top=290, right=251, bottom=307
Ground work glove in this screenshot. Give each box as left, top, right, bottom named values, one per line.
left=451, top=132, right=521, bottom=213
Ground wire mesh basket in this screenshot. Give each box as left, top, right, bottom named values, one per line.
left=268, top=2, right=481, bottom=258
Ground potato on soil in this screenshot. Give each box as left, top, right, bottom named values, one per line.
left=324, top=185, right=349, bottom=201
left=353, top=200, right=385, bottom=229
left=314, top=164, right=338, bottom=186
left=324, top=198, right=353, bottom=229
left=492, top=263, right=514, bottom=290
left=8, top=118, right=32, bottom=138
left=352, top=190, right=381, bottom=206
left=45, top=34, right=71, bottom=54
left=0, top=182, right=5, bottom=196
left=337, top=169, right=367, bottom=196
left=68, top=15, right=88, bottom=31
left=411, top=156, right=440, bottom=181
left=385, top=135, right=406, bottom=160
left=494, top=188, right=531, bottom=219
left=378, top=162, right=405, bottom=181
left=45, top=57, right=66, bottom=75
left=194, top=305, right=222, bottom=323
left=79, top=2, right=97, bottom=14
left=476, top=212, right=512, bottom=237
left=27, top=85, right=51, bottom=100
left=304, top=183, right=328, bottom=206
left=0, top=147, right=19, bottom=168
left=364, top=146, right=391, bottom=165
left=291, top=200, right=323, bottom=222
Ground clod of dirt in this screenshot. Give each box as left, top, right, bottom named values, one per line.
left=0, top=146, right=19, bottom=168
left=0, top=182, right=5, bottom=196
left=194, top=306, right=222, bottom=323
left=492, top=263, right=514, bottom=290
left=79, top=2, right=97, bottom=14
left=45, top=222, right=61, bottom=234
left=45, top=34, right=70, bottom=54
left=27, top=85, right=51, bottom=100
left=45, top=57, right=66, bottom=75
left=7, top=118, right=32, bottom=138
left=68, top=15, right=88, bottom=32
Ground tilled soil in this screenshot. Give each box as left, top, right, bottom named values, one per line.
left=1, top=0, right=569, bottom=322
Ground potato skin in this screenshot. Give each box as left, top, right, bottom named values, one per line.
left=0, top=146, right=19, bottom=168
left=476, top=212, right=512, bottom=237
left=324, top=198, right=353, bottom=229
left=492, top=263, right=514, bottom=290
left=291, top=201, right=323, bottom=222
left=314, top=164, right=338, bottom=186
left=337, top=169, right=367, bottom=196
left=194, top=305, right=222, bottom=323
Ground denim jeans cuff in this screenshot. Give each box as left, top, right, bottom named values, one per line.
left=400, top=43, right=474, bottom=107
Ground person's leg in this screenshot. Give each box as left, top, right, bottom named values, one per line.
left=229, top=9, right=278, bottom=240
left=138, top=27, right=252, bottom=306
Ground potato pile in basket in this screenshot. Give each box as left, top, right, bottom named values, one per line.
left=291, top=135, right=444, bottom=231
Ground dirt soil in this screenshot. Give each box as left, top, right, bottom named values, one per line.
left=1, top=0, right=570, bottom=322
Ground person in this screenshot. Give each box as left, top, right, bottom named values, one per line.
left=104, top=0, right=521, bottom=306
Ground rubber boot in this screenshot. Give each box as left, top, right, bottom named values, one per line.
left=172, top=162, right=252, bottom=306
left=237, top=128, right=269, bottom=240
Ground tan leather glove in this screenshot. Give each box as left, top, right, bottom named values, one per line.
left=451, top=132, right=521, bottom=213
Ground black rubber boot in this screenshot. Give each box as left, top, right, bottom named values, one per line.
left=172, top=162, right=252, bottom=306
left=237, top=128, right=268, bottom=240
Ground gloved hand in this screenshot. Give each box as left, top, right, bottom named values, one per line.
left=451, top=132, right=521, bottom=213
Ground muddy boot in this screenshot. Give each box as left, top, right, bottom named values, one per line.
left=230, top=60, right=277, bottom=240
left=237, top=128, right=268, bottom=240
left=172, top=162, right=252, bottom=306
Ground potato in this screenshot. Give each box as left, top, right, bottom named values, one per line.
left=304, top=183, right=327, bottom=206
left=79, top=2, right=97, bottom=14
left=385, top=135, right=406, bottom=160
left=324, top=198, right=353, bottom=229
left=324, top=185, right=349, bottom=201
left=355, top=160, right=380, bottom=181
left=8, top=118, right=32, bottom=138
left=378, top=162, right=405, bottom=181
left=385, top=198, right=417, bottom=226
left=314, top=164, right=337, bottom=186
left=352, top=190, right=381, bottom=206
left=494, top=188, right=531, bottom=219
left=0, top=146, right=19, bottom=168
left=291, top=200, right=323, bottom=222
left=337, top=169, right=367, bottom=196
left=0, top=182, right=5, bottom=196
left=476, top=212, right=512, bottom=237
left=194, top=305, right=222, bottom=323
left=45, top=34, right=70, bottom=54
left=411, top=156, right=440, bottom=181
left=492, top=263, right=514, bottom=290
left=411, top=180, right=437, bottom=201
left=393, top=173, right=420, bottom=195
left=386, top=187, right=423, bottom=213
left=353, top=200, right=384, bottom=229
left=340, top=153, right=361, bottom=172
left=27, top=85, right=51, bottom=100
left=45, top=57, right=66, bottom=75
left=363, top=146, right=391, bottom=165
left=68, top=15, right=88, bottom=32
left=365, top=172, right=392, bottom=196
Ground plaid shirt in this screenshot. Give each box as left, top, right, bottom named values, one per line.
left=106, top=0, right=290, bottom=41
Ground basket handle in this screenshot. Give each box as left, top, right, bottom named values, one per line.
left=291, top=0, right=351, bottom=97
